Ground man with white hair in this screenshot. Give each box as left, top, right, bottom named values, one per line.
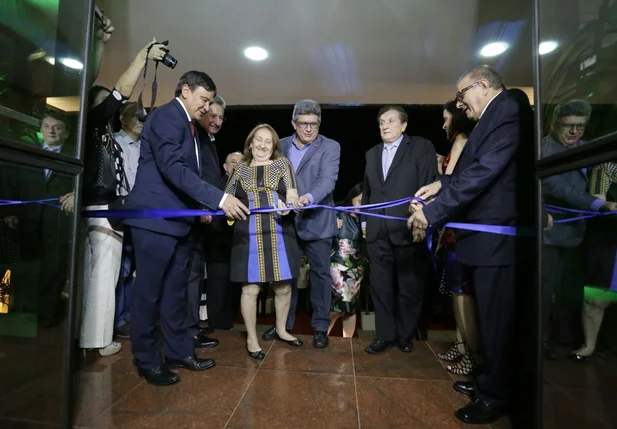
left=262, top=99, right=341, bottom=349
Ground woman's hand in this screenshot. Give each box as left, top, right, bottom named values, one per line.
left=278, top=199, right=291, bottom=216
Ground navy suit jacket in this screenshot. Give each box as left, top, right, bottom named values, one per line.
left=124, top=99, right=225, bottom=237
left=423, top=91, right=521, bottom=266
left=281, top=134, right=341, bottom=241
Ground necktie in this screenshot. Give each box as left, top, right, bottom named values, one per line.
left=190, top=122, right=196, bottom=137
left=44, top=146, right=52, bottom=180
left=383, top=145, right=394, bottom=179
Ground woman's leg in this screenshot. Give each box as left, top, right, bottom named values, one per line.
left=341, top=313, right=357, bottom=338
left=327, top=312, right=342, bottom=336
left=452, top=295, right=467, bottom=355
left=241, top=283, right=261, bottom=352
left=574, top=299, right=611, bottom=356
left=272, top=281, right=298, bottom=341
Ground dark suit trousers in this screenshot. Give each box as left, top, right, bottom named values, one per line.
left=367, top=235, right=427, bottom=342
left=463, top=263, right=515, bottom=406
left=186, top=236, right=204, bottom=338
left=130, top=226, right=194, bottom=368
left=287, top=237, right=333, bottom=332
left=541, top=244, right=583, bottom=344
left=205, top=260, right=235, bottom=329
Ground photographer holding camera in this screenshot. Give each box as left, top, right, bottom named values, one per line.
left=79, top=12, right=173, bottom=357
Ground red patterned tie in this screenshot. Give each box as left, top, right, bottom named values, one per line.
left=191, top=122, right=196, bottom=137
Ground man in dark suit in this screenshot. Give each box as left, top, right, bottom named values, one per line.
left=361, top=105, right=437, bottom=355
left=262, top=99, right=340, bottom=348
left=410, top=65, right=522, bottom=424
left=124, top=71, right=249, bottom=386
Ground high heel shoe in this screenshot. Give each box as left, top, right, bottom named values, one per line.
left=246, top=347, right=265, bottom=360
left=447, top=350, right=476, bottom=376
left=567, top=351, right=590, bottom=362
left=438, top=341, right=465, bottom=362
left=276, top=334, right=303, bottom=347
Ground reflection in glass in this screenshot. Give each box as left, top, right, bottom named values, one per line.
left=542, top=156, right=617, bottom=428
left=0, top=0, right=88, bottom=156
left=540, top=0, right=617, bottom=146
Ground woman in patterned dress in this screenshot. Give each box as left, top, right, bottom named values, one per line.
left=226, top=124, right=303, bottom=359
left=569, top=162, right=617, bottom=361
left=327, top=183, right=367, bottom=338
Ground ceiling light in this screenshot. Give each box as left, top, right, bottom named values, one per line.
left=60, top=58, right=83, bottom=70
left=479, top=42, right=509, bottom=57
left=539, top=41, right=558, bottom=55
left=244, top=46, right=268, bottom=61
left=46, top=57, right=55, bottom=65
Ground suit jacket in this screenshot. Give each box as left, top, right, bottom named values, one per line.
left=281, top=134, right=340, bottom=241
left=541, top=136, right=599, bottom=248
left=362, top=134, right=437, bottom=246
left=196, top=126, right=223, bottom=187
left=423, top=91, right=521, bottom=266
left=124, top=99, right=225, bottom=237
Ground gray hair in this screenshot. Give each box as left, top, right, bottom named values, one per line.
left=213, top=95, right=226, bottom=110
left=458, top=65, right=505, bottom=90
left=292, top=99, right=321, bottom=121
left=225, top=151, right=242, bottom=162
left=552, top=99, right=591, bottom=125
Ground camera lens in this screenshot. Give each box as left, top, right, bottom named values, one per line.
left=161, top=53, right=177, bottom=69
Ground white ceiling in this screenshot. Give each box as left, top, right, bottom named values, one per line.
left=92, top=0, right=534, bottom=107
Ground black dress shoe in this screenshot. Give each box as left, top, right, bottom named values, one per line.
left=193, top=333, right=219, bottom=348
left=198, top=326, right=214, bottom=335
left=455, top=398, right=505, bottom=424
left=115, top=323, right=131, bottom=340
left=165, top=355, right=216, bottom=371
left=278, top=336, right=304, bottom=347
left=138, top=366, right=180, bottom=386
left=313, top=331, right=329, bottom=348
left=397, top=339, right=413, bottom=352
left=365, top=339, right=392, bottom=354
left=453, top=381, right=475, bottom=397
left=247, top=347, right=266, bottom=360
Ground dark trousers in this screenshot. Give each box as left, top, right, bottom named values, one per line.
left=541, top=244, right=583, bottom=344
left=37, top=231, right=69, bottom=322
left=463, top=263, right=515, bottom=407
left=287, top=237, right=333, bottom=332
left=186, top=237, right=204, bottom=338
left=130, top=226, right=193, bottom=369
left=115, top=227, right=135, bottom=328
left=205, top=260, right=235, bottom=329
left=366, top=236, right=427, bottom=342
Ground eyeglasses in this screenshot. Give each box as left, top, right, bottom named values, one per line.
left=456, top=81, right=480, bottom=102
left=208, top=114, right=225, bottom=123
left=558, top=122, right=586, bottom=131
left=294, top=120, right=320, bottom=130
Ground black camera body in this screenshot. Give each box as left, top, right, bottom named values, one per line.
left=157, top=40, right=177, bottom=69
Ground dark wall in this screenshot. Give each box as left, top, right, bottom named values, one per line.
left=215, top=104, right=449, bottom=201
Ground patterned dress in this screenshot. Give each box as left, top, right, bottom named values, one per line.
left=330, top=212, right=367, bottom=313
left=226, top=157, right=300, bottom=284
left=585, top=163, right=617, bottom=291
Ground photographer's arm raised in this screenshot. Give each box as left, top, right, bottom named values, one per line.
left=112, top=39, right=168, bottom=99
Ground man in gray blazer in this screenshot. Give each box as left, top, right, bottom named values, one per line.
left=262, top=99, right=341, bottom=348
left=541, top=100, right=616, bottom=358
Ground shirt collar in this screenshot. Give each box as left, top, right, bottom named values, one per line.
left=479, top=90, right=503, bottom=119
left=384, top=134, right=404, bottom=149
left=175, top=97, right=192, bottom=122
left=291, top=133, right=320, bottom=149
left=43, top=142, right=62, bottom=152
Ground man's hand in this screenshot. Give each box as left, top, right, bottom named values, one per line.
left=200, top=215, right=212, bottom=224
left=601, top=201, right=617, bottom=212
left=409, top=200, right=424, bottom=214
left=59, top=192, right=75, bottom=214
left=3, top=216, right=18, bottom=230
left=96, top=16, right=114, bottom=43
left=337, top=218, right=343, bottom=229
left=415, top=181, right=442, bottom=202
left=412, top=227, right=427, bottom=243
left=222, top=195, right=250, bottom=220
left=407, top=209, right=429, bottom=243
left=292, top=195, right=311, bottom=209
left=277, top=199, right=291, bottom=216
left=361, top=222, right=366, bottom=239
left=544, top=213, right=554, bottom=232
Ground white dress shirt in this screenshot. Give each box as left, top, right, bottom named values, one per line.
left=479, top=90, right=503, bottom=119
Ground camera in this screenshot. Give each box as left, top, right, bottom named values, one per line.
left=157, top=40, right=178, bottom=69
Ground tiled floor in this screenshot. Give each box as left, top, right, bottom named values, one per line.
left=1, top=330, right=616, bottom=428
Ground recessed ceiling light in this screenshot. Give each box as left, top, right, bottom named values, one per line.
left=60, top=58, right=83, bottom=70
left=480, top=42, right=509, bottom=57
left=539, top=41, right=558, bottom=55
left=244, top=46, right=268, bottom=61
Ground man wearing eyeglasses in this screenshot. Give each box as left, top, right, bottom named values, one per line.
left=540, top=100, right=616, bottom=361
left=261, top=99, right=341, bottom=349
left=409, top=65, right=525, bottom=424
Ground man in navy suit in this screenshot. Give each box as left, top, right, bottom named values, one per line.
left=124, top=71, right=249, bottom=386
left=261, top=99, right=341, bottom=348
left=409, top=65, right=522, bottom=424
